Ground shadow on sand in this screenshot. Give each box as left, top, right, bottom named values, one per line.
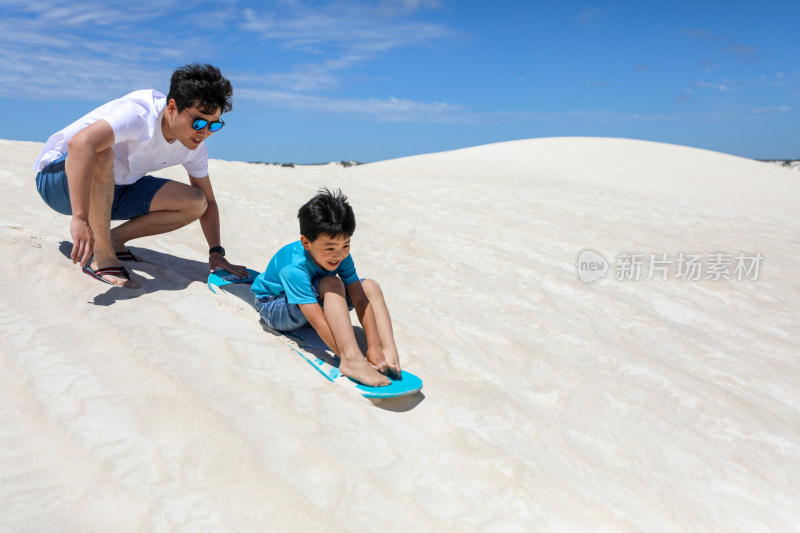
left=260, top=315, right=424, bottom=412
left=63, top=240, right=424, bottom=409
left=59, top=241, right=210, bottom=307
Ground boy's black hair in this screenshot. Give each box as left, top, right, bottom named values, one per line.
left=167, top=63, right=233, bottom=114
left=298, top=188, right=356, bottom=242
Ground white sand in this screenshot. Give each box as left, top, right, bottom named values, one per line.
left=1, top=137, right=798, bottom=531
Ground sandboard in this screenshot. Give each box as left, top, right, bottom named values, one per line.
left=208, top=269, right=423, bottom=399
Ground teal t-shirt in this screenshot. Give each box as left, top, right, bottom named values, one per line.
left=250, top=240, right=359, bottom=304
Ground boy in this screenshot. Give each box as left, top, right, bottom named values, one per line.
left=251, top=189, right=401, bottom=387
left=33, top=63, right=248, bottom=288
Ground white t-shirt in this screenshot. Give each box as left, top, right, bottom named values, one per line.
left=33, top=89, right=209, bottom=185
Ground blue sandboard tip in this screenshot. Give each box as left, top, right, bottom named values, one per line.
left=354, top=370, right=423, bottom=398
left=208, top=268, right=260, bottom=291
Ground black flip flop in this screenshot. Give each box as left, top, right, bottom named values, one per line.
left=82, top=264, right=132, bottom=285
left=115, top=249, right=139, bottom=262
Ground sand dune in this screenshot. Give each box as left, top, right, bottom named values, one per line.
left=1, top=137, right=798, bottom=531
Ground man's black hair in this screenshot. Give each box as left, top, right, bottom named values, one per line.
left=298, top=188, right=356, bottom=242
left=167, top=63, right=233, bottom=114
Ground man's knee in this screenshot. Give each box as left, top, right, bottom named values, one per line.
left=149, top=181, right=208, bottom=219
left=187, top=186, right=208, bottom=219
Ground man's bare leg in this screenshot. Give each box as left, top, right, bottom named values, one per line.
left=109, top=181, right=207, bottom=251
left=319, top=277, right=390, bottom=387
left=68, top=147, right=139, bottom=288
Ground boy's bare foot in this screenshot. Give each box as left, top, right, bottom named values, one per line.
left=339, top=357, right=390, bottom=387
left=365, top=346, right=389, bottom=374
left=386, top=363, right=402, bottom=380
left=381, top=351, right=402, bottom=379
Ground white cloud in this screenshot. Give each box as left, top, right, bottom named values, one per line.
left=237, top=88, right=463, bottom=122
left=694, top=80, right=737, bottom=92
left=0, top=2, right=234, bottom=101
left=0, top=0, right=458, bottom=110
left=240, top=2, right=454, bottom=53
left=232, top=2, right=459, bottom=116
left=376, top=0, right=442, bottom=15
left=0, top=50, right=168, bottom=100
left=1, top=0, right=176, bottom=27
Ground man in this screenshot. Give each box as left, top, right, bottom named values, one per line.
left=33, top=63, right=247, bottom=288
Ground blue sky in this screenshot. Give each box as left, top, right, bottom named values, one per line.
left=1, top=0, right=798, bottom=163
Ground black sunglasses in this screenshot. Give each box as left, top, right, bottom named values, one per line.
left=185, top=110, right=225, bottom=132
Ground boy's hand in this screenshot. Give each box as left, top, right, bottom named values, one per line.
left=365, top=345, right=388, bottom=374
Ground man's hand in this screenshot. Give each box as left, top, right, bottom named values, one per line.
left=209, top=253, right=249, bottom=278
left=70, top=216, right=94, bottom=266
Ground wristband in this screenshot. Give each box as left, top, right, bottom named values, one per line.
left=209, top=246, right=226, bottom=256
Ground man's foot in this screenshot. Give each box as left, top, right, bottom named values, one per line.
left=339, top=357, right=391, bottom=387
left=114, top=249, right=139, bottom=262
left=82, top=263, right=139, bottom=288
left=110, top=230, right=138, bottom=262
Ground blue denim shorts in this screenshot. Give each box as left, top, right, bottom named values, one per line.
left=256, top=276, right=357, bottom=332
left=35, top=154, right=170, bottom=220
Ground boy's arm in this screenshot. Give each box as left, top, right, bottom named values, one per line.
left=347, top=281, right=387, bottom=372
left=299, top=302, right=341, bottom=354
left=188, top=174, right=248, bottom=277
left=65, top=120, right=116, bottom=266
